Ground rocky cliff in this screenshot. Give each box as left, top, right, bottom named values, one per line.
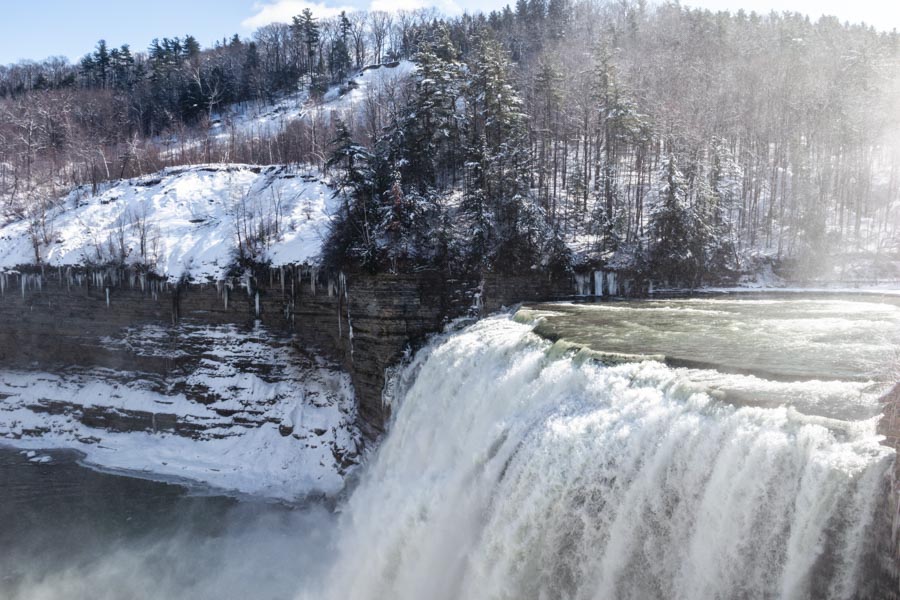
left=0, top=266, right=572, bottom=438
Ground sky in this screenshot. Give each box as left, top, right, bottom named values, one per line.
left=1, top=0, right=898, bottom=65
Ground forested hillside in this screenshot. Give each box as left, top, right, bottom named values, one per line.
left=2, top=1, right=899, bottom=285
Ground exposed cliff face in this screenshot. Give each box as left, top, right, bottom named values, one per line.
left=0, top=268, right=370, bottom=498
left=0, top=267, right=572, bottom=438
left=878, top=383, right=900, bottom=600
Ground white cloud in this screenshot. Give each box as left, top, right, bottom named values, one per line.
left=369, top=0, right=464, bottom=14
left=241, top=1, right=357, bottom=29
left=369, top=0, right=425, bottom=11
left=241, top=0, right=488, bottom=30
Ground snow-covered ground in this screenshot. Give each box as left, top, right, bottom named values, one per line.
left=0, top=323, right=361, bottom=500
left=0, top=164, right=339, bottom=282
left=209, top=60, right=416, bottom=142
left=319, top=61, right=416, bottom=118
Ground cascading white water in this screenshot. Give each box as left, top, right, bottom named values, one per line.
left=307, top=314, right=893, bottom=600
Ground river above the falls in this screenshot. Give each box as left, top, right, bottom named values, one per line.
left=524, top=292, right=900, bottom=421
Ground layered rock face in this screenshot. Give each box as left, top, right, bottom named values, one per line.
left=878, top=383, right=900, bottom=600
left=0, top=268, right=374, bottom=497
left=0, top=267, right=571, bottom=438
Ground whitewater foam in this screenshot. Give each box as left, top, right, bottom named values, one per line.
left=308, top=315, right=892, bottom=600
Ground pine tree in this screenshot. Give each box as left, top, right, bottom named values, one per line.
left=301, top=9, right=320, bottom=76
left=649, top=154, right=705, bottom=286
left=329, top=12, right=353, bottom=83
left=324, top=120, right=381, bottom=269
left=183, top=35, right=201, bottom=61
left=94, top=40, right=110, bottom=88
left=400, top=33, right=463, bottom=191
left=464, top=34, right=538, bottom=269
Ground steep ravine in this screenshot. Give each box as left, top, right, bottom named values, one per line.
left=1, top=266, right=899, bottom=596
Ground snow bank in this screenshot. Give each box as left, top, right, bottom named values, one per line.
left=0, top=164, right=340, bottom=282
left=320, top=61, right=417, bottom=116
left=210, top=60, right=416, bottom=140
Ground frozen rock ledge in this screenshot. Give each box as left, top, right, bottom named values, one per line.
left=0, top=322, right=362, bottom=501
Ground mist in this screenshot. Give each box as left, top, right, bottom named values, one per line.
left=0, top=450, right=338, bottom=600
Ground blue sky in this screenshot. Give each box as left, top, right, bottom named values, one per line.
left=2, top=0, right=898, bottom=65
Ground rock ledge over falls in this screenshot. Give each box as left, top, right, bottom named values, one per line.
left=0, top=266, right=570, bottom=497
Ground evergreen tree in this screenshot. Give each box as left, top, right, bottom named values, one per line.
left=464, top=34, right=541, bottom=269
left=183, top=35, right=201, bottom=61
left=329, top=12, right=353, bottom=83
left=648, top=154, right=705, bottom=286
left=94, top=40, right=110, bottom=87
left=324, top=120, right=380, bottom=269
left=399, top=34, right=463, bottom=191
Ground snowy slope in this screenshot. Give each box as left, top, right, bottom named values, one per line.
left=208, top=60, right=416, bottom=142
left=0, top=164, right=340, bottom=281
left=320, top=61, right=417, bottom=115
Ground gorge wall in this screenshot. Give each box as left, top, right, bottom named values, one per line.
left=3, top=266, right=899, bottom=595
left=0, top=267, right=571, bottom=437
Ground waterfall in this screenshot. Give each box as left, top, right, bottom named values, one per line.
left=309, top=315, right=892, bottom=600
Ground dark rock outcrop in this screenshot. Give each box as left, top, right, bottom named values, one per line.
left=0, top=266, right=572, bottom=436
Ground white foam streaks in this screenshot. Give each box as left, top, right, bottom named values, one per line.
left=309, top=315, right=892, bottom=600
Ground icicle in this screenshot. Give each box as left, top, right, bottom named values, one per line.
left=342, top=272, right=354, bottom=360
left=36, top=275, right=42, bottom=292
left=649, top=281, right=655, bottom=295
left=21, top=274, right=26, bottom=299
left=607, top=272, right=618, bottom=296
left=310, top=267, right=318, bottom=295
left=224, top=286, right=229, bottom=309
left=255, top=292, right=260, bottom=317
left=105, top=287, right=110, bottom=308
left=594, top=271, right=605, bottom=296
left=280, top=266, right=285, bottom=295
left=336, top=274, right=342, bottom=337
left=0, top=272, right=5, bottom=295
left=574, top=273, right=591, bottom=296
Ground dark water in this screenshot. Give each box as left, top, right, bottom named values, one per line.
left=0, top=448, right=335, bottom=600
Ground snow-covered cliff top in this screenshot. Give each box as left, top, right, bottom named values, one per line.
left=0, top=164, right=340, bottom=282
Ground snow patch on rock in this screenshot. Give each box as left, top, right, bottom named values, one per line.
left=0, top=323, right=361, bottom=500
